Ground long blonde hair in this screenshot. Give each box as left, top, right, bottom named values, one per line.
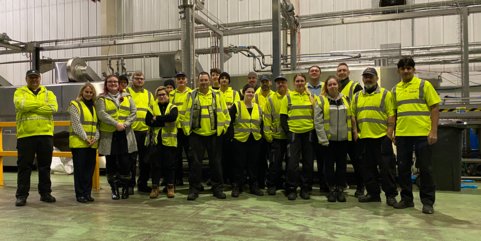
left=76, top=83, right=97, bottom=105
left=321, top=75, right=341, bottom=97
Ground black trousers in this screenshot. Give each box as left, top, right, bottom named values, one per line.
left=348, top=140, right=364, bottom=189
left=323, top=140, right=348, bottom=188
left=313, top=141, right=326, bottom=188
left=175, top=129, right=190, bottom=181
left=71, top=148, right=97, bottom=198
left=361, top=136, right=398, bottom=198
left=267, top=138, right=287, bottom=187
left=106, top=154, right=131, bottom=180
left=257, top=139, right=269, bottom=186
left=221, top=139, right=233, bottom=182
left=286, top=131, right=314, bottom=189
left=151, top=143, right=176, bottom=185
left=134, top=131, right=149, bottom=187
left=396, top=136, right=435, bottom=205
left=188, top=133, right=223, bottom=193
left=16, top=136, right=53, bottom=199
left=232, top=138, right=261, bottom=185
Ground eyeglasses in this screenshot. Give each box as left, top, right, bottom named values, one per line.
left=158, top=93, right=167, bottom=97
left=134, top=77, right=145, bottom=81
left=107, top=81, right=118, bottom=84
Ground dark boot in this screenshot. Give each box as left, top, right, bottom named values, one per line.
left=336, top=187, right=346, bottom=202
left=327, top=187, right=337, bottom=202
left=267, top=185, right=276, bottom=195
left=287, top=187, right=297, bottom=200
left=250, top=183, right=264, bottom=196
left=108, top=179, right=120, bottom=200
left=121, top=179, right=130, bottom=199
left=300, top=186, right=310, bottom=200
left=355, top=185, right=365, bottom=197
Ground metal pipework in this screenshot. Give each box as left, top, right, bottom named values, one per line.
left=66, top=58, right=103, bottom=82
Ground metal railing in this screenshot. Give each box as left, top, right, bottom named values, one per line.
left=0, top=121, right=100, bottom=189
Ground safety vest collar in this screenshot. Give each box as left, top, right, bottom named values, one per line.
left=127, top=87, right=146, bottom=93
left=362, top=85, right=382, bottom=95
left=220, top=87, right=233, bottom=94
left=174, top=87, right=192, bottom=94
left=19, top=85, right=47, bottom=96
left=325, top=92, right=345, bottom=101
left=197, top=88, right=214, bottom=96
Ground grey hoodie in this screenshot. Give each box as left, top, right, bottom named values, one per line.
left=314, top=92, right=349, bottom=145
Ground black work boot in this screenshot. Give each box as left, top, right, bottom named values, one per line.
left=422, top=204, right=434, bottom=214
left=231, top=184, right=240, bottom=198
left=121, top=180, right=130, bottom=199
left=108, top=179, right=120, bottom=200
left=300, top=186, right=310, bottom=200
left=267, top=185, right=277, bottom=195
left=336, top=188, right=346, bottom=202
left=355, top=185, right=365, bottom=197
left=359, top=194, right=382, bottom=203
left=213, top=190, right=226, bottom=199
left=187, top=188, right=199, bottom=201
left=393, top=200, right=415, bottom=209
left=327, top=187, right=337, bottom=202
left=386, top=197, right=397, bottom=206
left=250, top=183, right=264, bottom=196
left=287, top=187, right=297, bottom=201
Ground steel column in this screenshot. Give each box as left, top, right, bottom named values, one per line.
left=31, top=46, right=40, bottom=71
left=461, top=7, right=470, bottom=104
left=219, top=36, right=224, bottom=71
left=180, top=0, right=195, bottom=87
left=272, top=0, right=281, bottom=77
left=290, top=29, right=297, bottom=71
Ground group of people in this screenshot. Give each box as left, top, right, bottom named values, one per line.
left=13, top=57, right=440, bottom=214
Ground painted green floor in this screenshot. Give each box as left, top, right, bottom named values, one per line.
left=0, top=172, right=480, bottom=241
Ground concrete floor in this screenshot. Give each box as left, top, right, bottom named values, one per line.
left=0, top=172, right=480, bottom=241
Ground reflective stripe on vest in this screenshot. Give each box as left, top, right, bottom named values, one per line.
left=286, top=93, right=313, bottom=121
left=99, top=95, right=131, bottom=132
left=69, top=100, right=98, bottom=148
left=233, top=101, right=263, bottom=142
left=393, top=79, right=429, bottom=117
left=354, top=88, right=389, bottom=125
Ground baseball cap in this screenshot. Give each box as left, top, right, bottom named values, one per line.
left=274, top=75, right=287, bottom=82
left=175, top=71, right=187, bottom=78
left=362, top=67, right=378, bottom=76
left=260, top=74, right=271, bottom=82
left=26, top=70, right=41, bottom=77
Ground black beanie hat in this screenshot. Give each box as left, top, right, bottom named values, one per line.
left=119, top=75, right=129, bottom=84
left=164, top=79, right=176, bottom=89
left=219, top=72, right=231, bottom=83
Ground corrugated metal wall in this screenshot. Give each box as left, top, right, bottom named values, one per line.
left=1, top=0, right=480, bottom=86
left=0, top=0, right=101, bottom=86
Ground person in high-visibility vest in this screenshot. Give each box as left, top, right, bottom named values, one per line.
left=280, top=73, right=317, bottom=201
left=392, top=58, right=440, bottom=214
left=264, top=75, right=290, bottom=195
left=228, top=84, right=265, bottom=197
left=350, top=68, right=398, bottom=206
left=68, top=83, right=99, bottom=203
left=96, top=75, right=138, bottom=200
left=170, top=71, right=193, bottom=187
left=145, top=86, right=178, bottom=199
left=337, top=62, right=365, bottom=197
left=125, top=71, right=156, bottom=194
left=13, top=70, right=58, bottom=207
left=254, top=74, right=275, bottom=189
left=314, top=75, right=352, bottom=203
left=181, top=71, right=231, bottom=200
left=217, top=72, right=240, bottom=184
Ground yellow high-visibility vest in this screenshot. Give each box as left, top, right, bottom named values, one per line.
left=318, top=95, right=352, bottom=141
left=69, top=100, right=99, bottom=149
left=126, top=87, right=155, bottom=132
left=98, top=94, right=132, bottom=132
left=233, top=101, right=263, bottom=142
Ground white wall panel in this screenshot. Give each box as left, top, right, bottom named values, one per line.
left=0, top=0, right=101, bottom=86
left=1, top=0, right=480, bottom=86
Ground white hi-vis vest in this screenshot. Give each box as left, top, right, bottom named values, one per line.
left=233, top=101, right=263, bottom=142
